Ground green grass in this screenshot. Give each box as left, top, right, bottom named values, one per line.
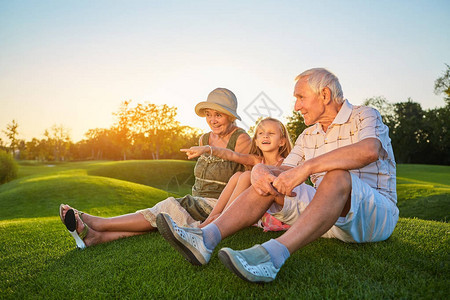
left=1, top=161, right=449, bottom=299
left=397, top=164, right=450, bottom=222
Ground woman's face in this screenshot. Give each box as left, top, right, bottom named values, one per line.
left=204, top=109, right=233, bottom=136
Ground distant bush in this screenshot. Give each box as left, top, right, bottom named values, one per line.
left=0, top=150, right=18, bottom=184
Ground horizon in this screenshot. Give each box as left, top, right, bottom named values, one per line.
left=1, top=0, right=449, bottom=143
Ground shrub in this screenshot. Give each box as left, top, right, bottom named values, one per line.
left=0, top=150, right=18, bottom=184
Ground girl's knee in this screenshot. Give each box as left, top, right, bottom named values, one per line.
left=229, top=171, right=243, bottom=183
left=237, top=171, right=251, bottom=184
left=240, top=171, right=251, bottom=179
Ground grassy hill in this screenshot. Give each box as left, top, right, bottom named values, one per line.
left=0, top=161, right=448, bottom=299
left=397, top=164, right=449, bottom=222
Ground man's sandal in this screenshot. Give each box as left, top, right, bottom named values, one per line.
left=64, top=209, right=89, bottom=249
left=59, top=204, right=84, bottom=224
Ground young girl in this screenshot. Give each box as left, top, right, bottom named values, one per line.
left=181, top=117, right=293, bottom=231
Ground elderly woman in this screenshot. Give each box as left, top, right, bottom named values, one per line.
left=60, top=88, right=251, bottom=249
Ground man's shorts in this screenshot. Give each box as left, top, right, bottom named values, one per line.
left=267, top=173, right=399, bottom=243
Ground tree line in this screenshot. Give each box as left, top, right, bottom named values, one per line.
left=2, top=65, right=449, bottom=165
left=1, top=101, right=200, bottom=161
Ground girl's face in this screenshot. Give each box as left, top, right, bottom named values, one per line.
left=204, top=109, right=233, bottom=136
left=254, top=120, right=285, bottom=153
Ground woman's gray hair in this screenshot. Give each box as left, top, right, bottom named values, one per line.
left=295, top=68, right=344, bottom=104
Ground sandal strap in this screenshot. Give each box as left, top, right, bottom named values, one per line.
left=78, top=221, right=89, bottom=240
left=73, top=209, right=85, bottom=223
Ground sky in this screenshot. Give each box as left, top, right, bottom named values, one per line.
left=1, top=0, right=449, bottom=142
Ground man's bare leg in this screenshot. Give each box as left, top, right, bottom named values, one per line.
left=216, top=170, right=352, bottom=282
left=155, top=185, right=276, bottom=265
left=276, top=169, right=352, bottom=253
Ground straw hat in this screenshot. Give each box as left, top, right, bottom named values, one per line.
left=195, top=88, right=241, bottom=121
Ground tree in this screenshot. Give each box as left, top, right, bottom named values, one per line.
left=3, top=120, right=19, bottom=157
left=0, top=138, right=6, bottom=152
left=77, top=101, right=195, bottom=160
left=44, top=125, right=72, bottom=161
left=131, top=103, right=181, bottom=160
left=112, top=100, right=133, bottom=160
left=0, top=149, right=18, bottom=184
left=422, top=106, right=450, bottom=164
left=24, top=138, right=44, bottom=161
left=434, top=63, right=450, bottom=106
left=389, top=99, right=426, bottom=163
left=17, top=139, right=26, bottom=160
left=286, top=111, right=307, bottom=142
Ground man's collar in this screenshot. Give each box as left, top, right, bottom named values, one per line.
left=332, top=99, right=352, bottom=125
left=310, top=123, right=321, bottom=134
left=311, top=99, right=353, bottom=134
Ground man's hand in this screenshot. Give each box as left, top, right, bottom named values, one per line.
left=250, top=164, right=280, bottom=196
left=272, top=166, right=309, bottom=197
left=180, top=146, right=208, bottom=159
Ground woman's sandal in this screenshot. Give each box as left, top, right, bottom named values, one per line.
left=64, top=209, right=89, bottom=249
left=59, top=204, right=84, bottom=224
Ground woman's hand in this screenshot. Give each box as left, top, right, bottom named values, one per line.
left=180, top=146, right=208, bottom=159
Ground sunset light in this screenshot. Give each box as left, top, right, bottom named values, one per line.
left=1, top=1, right=449, bottom=143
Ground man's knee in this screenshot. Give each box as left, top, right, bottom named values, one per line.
left=322, top=170, right=352, bottom=216
left=323, top=170, right=351, bottom=190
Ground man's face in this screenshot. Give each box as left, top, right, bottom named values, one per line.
left=293, top=78, right=325, bottom=126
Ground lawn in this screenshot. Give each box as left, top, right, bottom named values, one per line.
left=0, top=160, right=449, bottom=299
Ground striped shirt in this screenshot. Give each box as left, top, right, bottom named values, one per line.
left=283, top=100, right=397, bottom=204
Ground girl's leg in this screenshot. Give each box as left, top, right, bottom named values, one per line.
left=199, top=172, right=242, bottom=228
left=224, top=171, right=252, bottom=210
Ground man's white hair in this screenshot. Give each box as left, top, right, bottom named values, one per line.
left=295, top=68, right=344, bottom=104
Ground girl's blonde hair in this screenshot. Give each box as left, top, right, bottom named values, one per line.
left=249, top=117, right=293, bottom=158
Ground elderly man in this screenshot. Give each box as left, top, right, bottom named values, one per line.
left=157, top=68, right=398, bottom=283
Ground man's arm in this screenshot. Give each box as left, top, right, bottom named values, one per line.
left=272, top=138, right=382, bottom=196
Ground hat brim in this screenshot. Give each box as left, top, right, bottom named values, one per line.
left=195, top=102, right=241, bottom=121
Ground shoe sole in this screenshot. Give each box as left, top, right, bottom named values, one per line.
left=218, top=249, right=267, bottom=284
left=64, top=209, right=86, bottom=249
left=64, top=209, right=77, bottom=232
left=156, top=213, right=204, bottom=266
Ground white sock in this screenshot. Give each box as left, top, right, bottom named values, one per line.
left=202, top=223, right=221, bottom=251
left=262, top=239, right=290, bottom=269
